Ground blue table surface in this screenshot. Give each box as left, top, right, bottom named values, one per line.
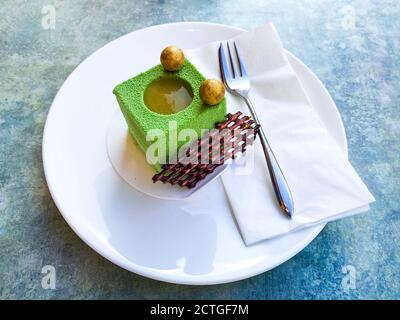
left=0, top=0, right=399, bottom=299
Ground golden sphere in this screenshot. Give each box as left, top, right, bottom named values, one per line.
left=199, top=79, right=225, bottom=105
left=160, top=46, right=185, bottom=71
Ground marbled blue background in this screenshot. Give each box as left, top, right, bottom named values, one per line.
left=0, top=0, right=399, bottom=299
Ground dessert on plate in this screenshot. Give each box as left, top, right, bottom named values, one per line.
left=113, top=46, right=258, bottom=188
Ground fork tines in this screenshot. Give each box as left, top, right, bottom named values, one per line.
left=219, top=41, right=248, bottom=81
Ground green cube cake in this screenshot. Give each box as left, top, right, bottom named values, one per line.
left=113, top=59, right=227, bottom=172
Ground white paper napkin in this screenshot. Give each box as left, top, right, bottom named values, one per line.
left=186, top=23, right=375, bottom=245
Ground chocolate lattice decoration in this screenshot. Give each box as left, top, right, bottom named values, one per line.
left=152, top=111, right=260, bottom=189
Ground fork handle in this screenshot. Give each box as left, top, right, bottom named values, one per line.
left=243, top=96, right=294, bottom=217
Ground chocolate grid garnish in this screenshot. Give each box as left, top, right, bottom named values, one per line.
left=152, top=111, right=260, bottom=189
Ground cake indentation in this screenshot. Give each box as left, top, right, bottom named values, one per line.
left=144, top=77, right=193, bottom=115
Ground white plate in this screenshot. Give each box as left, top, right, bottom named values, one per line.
left=42, top=22, right=347, bottom=285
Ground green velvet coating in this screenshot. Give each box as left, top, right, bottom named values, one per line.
left=113, top=59, right=227, bottom=172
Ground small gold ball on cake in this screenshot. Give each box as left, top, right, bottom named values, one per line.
left=199, top=79, right=225, bottom=105
left=160, top=46, right=185, bottom=71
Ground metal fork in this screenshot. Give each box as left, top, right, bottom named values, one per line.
left=219, top=42, right=294, bottom=217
